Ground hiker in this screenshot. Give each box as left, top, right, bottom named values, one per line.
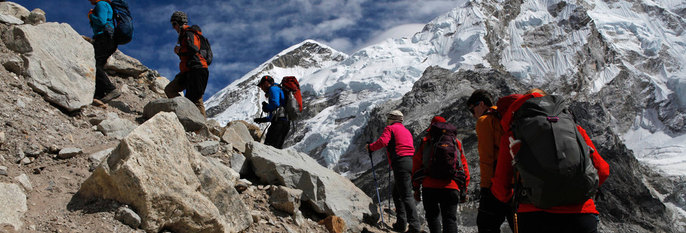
left=412, top=116, right=470, bottom=233
left=165, top=11, right=210, bottom=117
left=366, top=110, right=421, bottom=233
left=253, top=75, right=290, bottom=149
left=88, top=0, right=121, bottom=103
left=490, top=91, right=610, bottom=233
left=465, top=90, right=514, bottom=233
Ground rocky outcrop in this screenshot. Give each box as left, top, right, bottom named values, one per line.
left=104, top=50, right=149, bottom=77
left=0, top=2, right=29, bottom=20
left=245, top=141, right=374, bottom=231
left=4, top=23, right=95, bottom=111
left=76, top=112, right=251, bottom=233
left=221, top=121, right=254, bottom=153
left=0, top=183, right=27, bottom=231
left=143, top=97, right=206, bottom=131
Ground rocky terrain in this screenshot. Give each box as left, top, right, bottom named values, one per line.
left=0, top=2, right=387, bottom=233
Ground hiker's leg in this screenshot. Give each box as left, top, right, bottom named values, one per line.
left=93, top=34, right=116, bottom=99
left=393, top=157, right=420, bottom=231
left=517, top=212, right=550, bottom=233
left=264, top=122, right=279, bottom=148
left=560, top=213, right=598, bottom=233
left=422, top=188, right=441, bottom=233
left=274, top=120, right=290, bottom=149
left=391, top=173, right=407, bottom=231
left=439, top=189, right=459, bottom=233
left=165, top=72, right=186, bottom=98
left=184, top=68, right=209, bottom=117
left=477, top=188, right=507, bottom=233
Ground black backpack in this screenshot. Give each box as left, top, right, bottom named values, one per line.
left=413, top=122, right=467, bottom=191
left=109, top=0, right=133, bottom=45
left=186, top=26, right=213, bottom=65
left=511, top=95, right=599, bottom=209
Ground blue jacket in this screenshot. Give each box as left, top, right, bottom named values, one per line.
left=89, top=1, right=114, bottom=36
left=264, top=84, right=286, bottom=121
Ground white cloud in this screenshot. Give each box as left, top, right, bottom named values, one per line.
left=358, top=23, right=425, bottom=50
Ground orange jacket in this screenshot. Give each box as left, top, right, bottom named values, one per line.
left=412, top=136, right=470, bottom=191
left=491, top=93, right=610, bottom=214
left=177, top=25, right=209, bottom=72
left=476, top=106, right=502, bottom=188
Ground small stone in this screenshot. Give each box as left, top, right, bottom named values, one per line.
left=0, top=131, right=5, bottom=144
left=48, top=145, right=60, bottom=154
left=57, top=148, right=82, bottom=159
left=293, top=210, right=305, bottom=226
left=26, top=8, right=46, bottom=25
left=21, top=157, right=31, bottom=165
left=115, top=205, right=141, bottom=229
left=194, top=141, right=220, bottom=156
left=0, top=166, right=7, bottom=176
left=14, top=174, right=33, bottom=191
left=251, top=210, right=262, bottom=223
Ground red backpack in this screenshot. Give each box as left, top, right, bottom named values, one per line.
left=279, top=76, right=303, bottom=120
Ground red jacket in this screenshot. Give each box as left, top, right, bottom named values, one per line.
left=412, top=136, right=470, bottom=191
left=177, top=25, right=209, bottom=72
left=491, top=93, right=610, bottom=214
left=369, top=122, right=415, bottom=165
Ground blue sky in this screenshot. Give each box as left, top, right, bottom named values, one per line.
left=15, top=0, right=460, bottom=99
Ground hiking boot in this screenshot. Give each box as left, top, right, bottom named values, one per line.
left=99, top=89, right=121, bottom=103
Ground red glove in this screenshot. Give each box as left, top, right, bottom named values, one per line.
left=88, top=9, right=93, bottom=21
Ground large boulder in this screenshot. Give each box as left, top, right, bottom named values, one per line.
left=245, top=142, right=374, bottom=231
left=0, top=13, right=22, bottom=25
left=221, top=121, right=254, bottom=153
left=76, top=112, right=251, bottom=233
left=0, top=2, right=29, bottom=20
left=143, top=97, right=205, bottom=131
left=97, top=117, right=138, bottom=140
left=105, top=50, right=148, bottom=77
left=5, top=23, right=95, bottom=111
left=0, top=183, right=27, bottom=231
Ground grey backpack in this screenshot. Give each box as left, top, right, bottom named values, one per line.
left=511, top=95, right=599, bottom=209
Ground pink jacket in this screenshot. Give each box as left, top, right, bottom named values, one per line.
left=369, top=122, right=415, bottom=164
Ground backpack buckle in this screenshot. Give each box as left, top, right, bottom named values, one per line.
left=546, top=116, right=559, bottom=122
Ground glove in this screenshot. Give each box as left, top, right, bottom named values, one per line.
left=253, top=117, right=268, bottom=123
left=261, top=101, right=269, bottom=112
left=508, top=136, right=522, bottom=159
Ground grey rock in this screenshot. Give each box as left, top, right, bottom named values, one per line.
left=150, top=76, right=170, bottom=95
left=0, top=2, right=29, bottom=20
left=245, top=142, right=373, bottom=231
left=14, top=174, right=32, bottom=191
left=105, top=50, right=148, bottom=77
left=0, top=131, right=5, bottom=145
left=0, top=13, right=22, bottom=24
left=108, top=100, right=134, bottom=114
left=195, top=140, right=220, bottom=156
left=97, top=117, right=138, bottom=139
left=115, top=206, right=142, bottom=229
left=5, top=23, right=95, bottom=111
left=143, top=97, right=206, bottom=132
left=20, top=157, right=30, bottom=165
left=292, top=211, right=305, bottom=226
left=57, top=147, right=82, bottom=159
left=0, top=166, right=7, bottom=176
left=235, top=179, right=251, bottom=193
left=230, top=152, right=247, bottom=175
left=26, top=8, right=45, bottom=25
left=0, top=53, right=23, bottom=75
left=0, top=183, right=27, bottom=231
left=269, top=186, right=303, bottom=215
left=88, top=148, right=114, bottom=171
left=206, top=119, right=222, bottom=137
left=77, top=112, right=251, bottom=232
left=220, top=121, right=253, bottom=153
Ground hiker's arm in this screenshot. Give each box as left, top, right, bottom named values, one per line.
left=262, top=87, right=281, bottom=112
left=180, top=31, right=200, bottom=57
left=89, top=2, right=108, bottom=29
left=490, top=132, right=514, bottom=203
left=459, top=139, right=470, bottom=189
left=369, top=127, right=392, bottom=152
left=577, top=125, right=610, bottom=185
left=411, top=139, right=425, bottom=189
left=476, top=116, right=496, bottom=187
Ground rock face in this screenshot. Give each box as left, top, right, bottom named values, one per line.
left=143, top=97, right=206, bottom=132
left=76, top=112, right=251, bottom=233
left=4, top=23, right=95, bottom=111
left=104, top=50, right=148, bottom=77
left=0, top=183, right=27, bottom=231
left=245, top=142, right=374, bottom=231
left=221, top=121, right=254, bottom=153
left=0, top=1, right=29, bottom=20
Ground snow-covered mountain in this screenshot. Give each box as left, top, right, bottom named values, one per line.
left=207, top=0, right=686, bottom=179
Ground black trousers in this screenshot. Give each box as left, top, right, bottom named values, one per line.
left=422, top=188, right=459, bottom=233
left=165, top=68, right=209, bottom=117
left=93, top=33, right=117, bottom=99
left=392, top=156, right=420, bottom=231
left=264, top=119, right=290, bottom=149
left=518, top=212, right=598, bottom=233
left=477, top=188, right=514, bottom=233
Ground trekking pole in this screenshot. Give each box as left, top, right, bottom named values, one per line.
left=367, top=141, right=385, bottom=227
left=387, top=162, right=392, bottom=225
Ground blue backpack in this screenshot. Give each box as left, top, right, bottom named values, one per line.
left=109, top=0, right=133, bottom=45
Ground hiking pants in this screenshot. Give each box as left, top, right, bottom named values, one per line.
left=518, top=212, right=598, bottom=233
left=264, top=119, right=290, bottom=149
left=422, top=188, right=459, bottom=233
left=165, top=68, right=209, bottom=117
left=477, top=188, right=514, bottom=233
left=391, top=156, right=421, bottom=232
left=93, top=33, right=117, bottom=99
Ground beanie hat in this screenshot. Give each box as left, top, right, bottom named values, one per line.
left=387, top=110, right=404, bottom=121
left=430, top=116, right=446, bottom=124
left=257, top=75, right=274, bottom=86
left=170, top=11, right=188, bottom=25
